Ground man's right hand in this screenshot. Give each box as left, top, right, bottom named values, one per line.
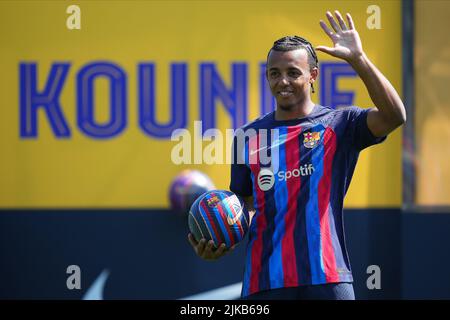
left=188, top=233, right=236, bottom=261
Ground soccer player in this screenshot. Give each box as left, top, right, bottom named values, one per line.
left=188, top=11, right=406, bottom=300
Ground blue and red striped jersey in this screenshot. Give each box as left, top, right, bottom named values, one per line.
left=230, top=104, right=386, bottom=297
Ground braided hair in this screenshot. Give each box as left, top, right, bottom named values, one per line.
left=268, top=35, right=319, bottom=70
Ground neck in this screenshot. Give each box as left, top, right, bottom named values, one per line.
left=274, top=99, right=316, bottom=121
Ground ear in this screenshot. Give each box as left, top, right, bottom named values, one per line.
left=309, top=67, right=318, bottom=83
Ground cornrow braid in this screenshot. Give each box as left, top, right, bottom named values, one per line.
left=269, top=35, right=319, bottom=69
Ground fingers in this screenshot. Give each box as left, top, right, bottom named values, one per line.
left=323, top=11, right=354, bottom=34
left=326, top=11, right=341, bottom=33
left=319, top=20, right=334, bottom=38
left=213, top=243, right=227, bottom=258
left=346, top=13, right=355, bottom=30
left=188, top=235, right=236, bottom=260
left=334, top=10, right=348, bottom=31
left=197, top=239, right=207, bottom=254
left=315, top=46, right=337, bottom=58
left=202, top=240, right=216, bottom=258
left=190, top=236, right=207, bottom=256
left=189, top=234, right=208, bottom=256
left=315, top=46, right=335, bottom=55
left=188, top=233, right=198, bottom=247
left=207, top=240, right=215, bottom=251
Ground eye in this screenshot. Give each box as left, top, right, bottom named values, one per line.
left=288, top=71, right=301, bottom=78
left=269, top=71, right=279, bottom=78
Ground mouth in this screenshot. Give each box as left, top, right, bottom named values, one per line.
left=277, top=90, right=294, bottom=97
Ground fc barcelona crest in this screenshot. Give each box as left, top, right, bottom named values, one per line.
left=303, top=132, right=321, bottom=148
left=207, top=196, right=220, bottom=208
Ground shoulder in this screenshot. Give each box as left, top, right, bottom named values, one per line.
left=236, top=112, right=274, bottom=132
left=336, top=105, right=371, bottom=117
left=315, top=105, right=371, bottom=123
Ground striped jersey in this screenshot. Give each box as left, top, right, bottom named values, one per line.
left=230, top=104, right=386, bottom=297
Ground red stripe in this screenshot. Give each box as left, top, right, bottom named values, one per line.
left=318, top=128, right=339, bottom=282
left=248, top=134, right=266, bottom=295
left=200, top=200, right=223, bottom=246
left=235, top=216, right=245, bottom=238
left=215, top=194, right=237, bottom=246
left=281, top=126, right=302, bottom=286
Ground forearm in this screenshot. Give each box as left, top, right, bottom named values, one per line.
left=349, top=53, right=406, bottom=125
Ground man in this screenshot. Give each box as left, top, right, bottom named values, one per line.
left=188, top=11, right=406, bottom=300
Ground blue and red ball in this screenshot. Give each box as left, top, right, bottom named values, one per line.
left=188, top=190, right=250, bottom=249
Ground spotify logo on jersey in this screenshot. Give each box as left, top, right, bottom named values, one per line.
left=257, top=168, right=275, bottom=191
left=257, top=164, right=316, bottom=192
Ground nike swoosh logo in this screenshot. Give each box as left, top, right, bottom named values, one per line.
left=227, top=207, right=243, bottom=225
left=250, top=146, right=268, bottom=155
left=82, top=269, right=110, bottom=300
left=249, top=139, right=285, bottom=156
left=179, top=282, right=242, bottom=300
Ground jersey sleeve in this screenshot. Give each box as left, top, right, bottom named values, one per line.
left=344, top=106, right=387, bottom=151
left=229, top=133, right=253, bottom=197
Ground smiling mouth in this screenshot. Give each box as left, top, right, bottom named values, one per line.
left=278, top=91, right=294, bottom=97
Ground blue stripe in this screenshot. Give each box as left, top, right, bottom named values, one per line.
left=210, top=194, right=232, bottom=248
left=243, top=137, right=248, bottom=166
left=306, top=128, right=327, bottom=284
left=199, top=202, right=219, bottom=245
left=270, top=127, right=287, bottom=288
left=295, top=132, right=311, bottom=284
left=325, top=204, right=347, bottom=280
left=242, top=173, right=257, bottom=297
left=258, top=130, right=274, bottom=293
left=330, top=139, right=353, bottom=277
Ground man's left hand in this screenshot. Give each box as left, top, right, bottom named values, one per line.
left=315, top=11, right=364, bottom=64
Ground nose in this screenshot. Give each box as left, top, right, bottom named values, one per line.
left=279, top=76, right=289, bottom=85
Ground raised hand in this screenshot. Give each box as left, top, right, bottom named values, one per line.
left=315, top=11, right=364, bottom=64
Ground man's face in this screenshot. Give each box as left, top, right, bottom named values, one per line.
left=266, top=48, right=317, bottom=111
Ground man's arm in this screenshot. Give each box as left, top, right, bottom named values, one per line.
left=349, top=54, right=406, bottom=137
left=316, top=11, right=406, bottom=138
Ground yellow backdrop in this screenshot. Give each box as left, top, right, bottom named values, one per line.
left=0, top=0, right=402, bottom=208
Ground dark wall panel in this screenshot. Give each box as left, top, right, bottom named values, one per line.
left=1, top=209, right=449, bottom=299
